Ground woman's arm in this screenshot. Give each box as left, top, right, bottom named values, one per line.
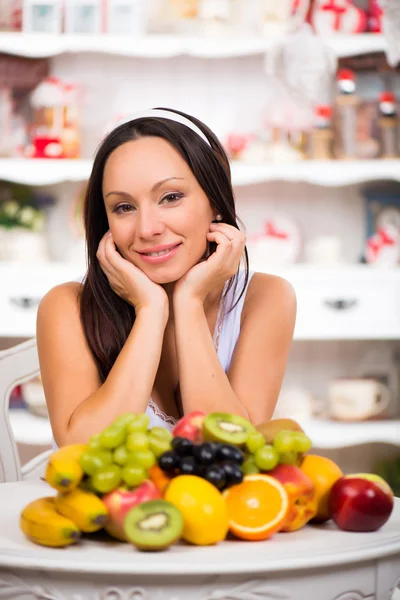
left=37, top=282, right=167, bottom=446
left=173, top=273, right=296, bottom=424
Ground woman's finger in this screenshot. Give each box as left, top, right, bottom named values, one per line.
left=210, top=223, right=246, bottom=244
left=103, top=234, right=130, bottom=278
left=206, top=231, right=232, bottom=249
left=103, top=234, right=132, bottom=273
left=96, top=231, right=111, bottom=264
left=206, top=232, right=233, bottom=266
left=207, top=230, right=244, bottom=270
left=98, top=261, right=113, bottom=281
left=97, top=236, right=123, bottom=286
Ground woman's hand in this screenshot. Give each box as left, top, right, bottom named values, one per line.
left=174, top=223, right=246, bottom=303
left=97, top=231, right=169, bottom=317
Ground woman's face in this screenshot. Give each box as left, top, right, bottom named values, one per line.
left=102, top=136, right=216, bottom=284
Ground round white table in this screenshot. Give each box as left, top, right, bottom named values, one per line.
left=0, top=480, right=399, bottom=600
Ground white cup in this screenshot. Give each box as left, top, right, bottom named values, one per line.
left=328, top=378, right=390, bottom=421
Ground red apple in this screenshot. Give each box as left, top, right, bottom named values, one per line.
left=268, top=464, right=318, bottom=532
left=102, top=480, right=161, bottom=541
left=172, top=411, right=206, bottom=443
left=328, top=473, right=394, bottom=532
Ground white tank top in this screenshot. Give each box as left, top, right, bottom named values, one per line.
left=52, top=271, right=254, bottom=448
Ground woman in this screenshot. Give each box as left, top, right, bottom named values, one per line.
left=37, top=107, right=296, bottom=447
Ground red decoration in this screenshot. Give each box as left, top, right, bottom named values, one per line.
left=321, top=0, right=346, bottom=30
left=380, top=92, right=396, bottom=104
left=367, top=0, right=383, bottom=33
left=31, top=136, right=64, bottom=159
left=225, top=134, right=253, bottom=159
left=316, top=105, right=333, bottom=119
left=337, top=69, right=355, bottom=81
left=366, top=227, right=398, bottom=263
left=378, top=227, right=396, bottom=246
left=311, top=0, right=367, bottom=34
left=265, top=220, right=289, bottom=240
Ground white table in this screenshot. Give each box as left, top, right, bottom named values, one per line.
left=0, top=480, right=399, bottom=600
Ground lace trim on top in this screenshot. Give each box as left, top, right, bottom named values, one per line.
left=148, top=398, right=178, bottom=426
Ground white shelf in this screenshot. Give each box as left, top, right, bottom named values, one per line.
left=0, top=32, right=387, bottom=59
left=257, top=264, right=400, bottom=283
left=324, top=33, right=387, bottom=58
left=1, top=263, right=399, bottom=340
left=0, top=158, right=93, bottom=185
left=2, top=158, right=400, bottom=187
left=302, top=417, right=400, bottom=449
left=232, top=160, right=400, bottom=187
left=262, top=265, right=400, bottom=341
left=8, top=408, right=400, bottom=449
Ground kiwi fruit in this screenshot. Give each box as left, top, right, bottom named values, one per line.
left=202, top=412, right=255, bottom=447
left=124, top=500, right=183, bottom=551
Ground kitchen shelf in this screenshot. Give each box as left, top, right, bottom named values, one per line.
left=264, top=265, right=400, bottom=341
left=8, top=408, right=399, bottom=449
left=0, top=32, right=386, bottom=59
left=261, top=264, right=400, bottom=283
left=232, top=160, right=400, bottom=187
left=0, top=158, right=93, bottom=185
left=2, top=158, right=400, bottom=187
left=303, top=417, right=400, bottom=449
left=1, top=263, right=399, bottom=340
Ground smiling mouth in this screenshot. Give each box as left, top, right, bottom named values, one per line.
left=140, top=244, right=181, bottom=257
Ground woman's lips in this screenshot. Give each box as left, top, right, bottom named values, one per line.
left=138, top=243, right=181, bottom=264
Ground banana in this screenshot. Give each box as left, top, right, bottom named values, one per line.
left=45, top=443, right=87, bottom=492
left=55, top=488, right=109, bottom=533
left=20, top=497, right=81, bottom=547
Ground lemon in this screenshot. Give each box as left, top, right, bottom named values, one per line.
left=164, top=475, right=229, bottom=546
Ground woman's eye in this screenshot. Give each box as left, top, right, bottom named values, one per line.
left=161, top=193, right=183, bottom=204
left=114, top=203, right=134, bottom=214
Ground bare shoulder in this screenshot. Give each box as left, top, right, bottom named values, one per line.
left=37, top=281, right=82, bottom=320
left=39, top=280, right=82, bottom=305
left=37, top=280, right=85, bottom=348
left=242, top=272, right=297, bottom=322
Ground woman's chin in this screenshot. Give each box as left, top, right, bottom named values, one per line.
left=143, top=266, right=185, bottom=286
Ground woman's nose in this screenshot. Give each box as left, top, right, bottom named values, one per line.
left=136, top=209, right=164, bottom=238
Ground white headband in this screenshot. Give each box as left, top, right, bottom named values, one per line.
left=113, top=108, right=211, bottom=147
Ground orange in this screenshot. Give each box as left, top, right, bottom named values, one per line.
left=165, top=475, right=229, bottom=545
left=300, top=454, right=343, bottom=522
left=148, top=465, right=172, bottom=495
left=222, top=474, right=289, bottom=541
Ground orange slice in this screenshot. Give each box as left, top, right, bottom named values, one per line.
left=223, top=474, right=289, bottom=541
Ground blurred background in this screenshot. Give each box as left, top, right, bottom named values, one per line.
left=1, top=0, right=399, bottom=491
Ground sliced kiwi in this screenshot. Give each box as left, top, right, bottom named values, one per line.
left=124, top=500, right=183, bottom=551
left=202, top=412, right=255, bottom=446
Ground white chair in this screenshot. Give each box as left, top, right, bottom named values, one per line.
left=0, top=338, right=52, bottom=483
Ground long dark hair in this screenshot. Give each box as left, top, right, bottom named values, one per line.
left=80, top=107, right=249, bottom=382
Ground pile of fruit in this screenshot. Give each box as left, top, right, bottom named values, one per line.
left=20, top=411, right=395, bottom=551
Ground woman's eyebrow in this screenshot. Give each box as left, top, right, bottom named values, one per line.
left=151, top=176, right=185, bottom=192
left=105, top=190, right=132, bottom=199
left=105, top=176, right=185, bottom=199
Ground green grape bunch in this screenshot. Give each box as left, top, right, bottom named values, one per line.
left=78, top=412, right=173, bottom=495
left=241, top=429, right=313, bottom=475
